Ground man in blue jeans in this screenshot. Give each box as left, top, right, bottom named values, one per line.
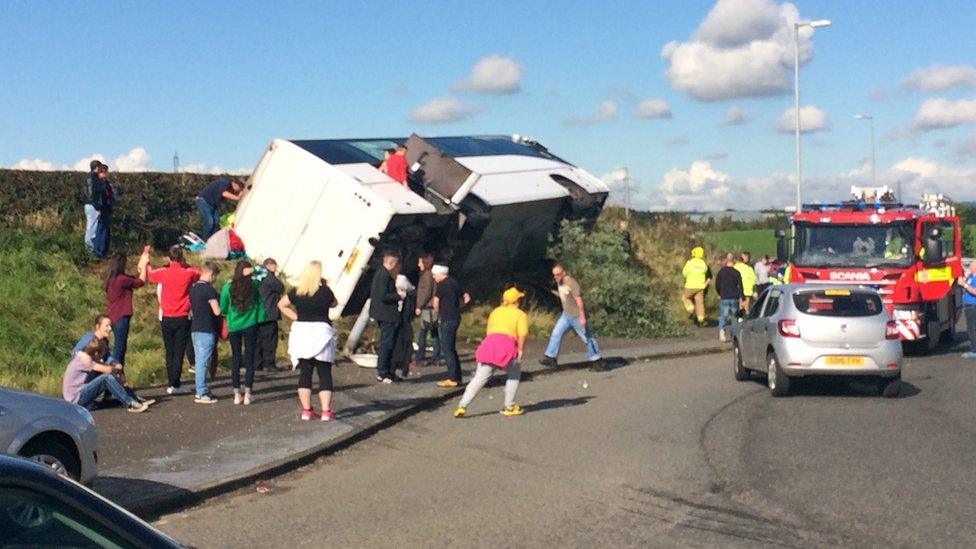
left=715, top=253, right=744, bottom=342
left=432, top=265, right=470, bottom=387
left=189, top=262, right=221, bottom=403
left=539, top=264, right=602, bottom=370
left=195, top=178, right=243, bottom=240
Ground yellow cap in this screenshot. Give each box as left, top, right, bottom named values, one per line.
left=691, top=246, right=704, bottom=258
left=502, top=287, right=525, bottom=304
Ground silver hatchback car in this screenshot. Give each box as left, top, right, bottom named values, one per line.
left=732, top=284, right=903, bottom=397
left=0, top=388, right=99, bottom=483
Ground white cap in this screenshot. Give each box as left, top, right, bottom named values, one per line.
left=431, top=265, right=449, bottom=276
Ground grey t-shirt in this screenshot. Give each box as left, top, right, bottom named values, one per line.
left=754, top=262, right=770, bottom=284
left=558, top=275, right=582, bottom=316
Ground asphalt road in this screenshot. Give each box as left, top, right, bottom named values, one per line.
left=155, top=346, right=976, bottom=548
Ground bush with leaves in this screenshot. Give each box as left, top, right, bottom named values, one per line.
left=548, top=218, right=686, bottom=339
left=0, top=169, right=239, bottom=252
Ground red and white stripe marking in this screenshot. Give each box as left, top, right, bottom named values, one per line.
left=895, top=320, right=921, bottom=340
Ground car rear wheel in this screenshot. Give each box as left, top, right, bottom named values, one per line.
left=767, top=352, right=790, bottom=397
left=18, top=438, right=80, bottom=482
left=877, top=375, right=901, bottom=398
left=732, top=342, right=750, bottom=381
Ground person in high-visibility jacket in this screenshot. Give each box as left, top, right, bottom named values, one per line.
left=733, top=252, right=757, bottom=311
left=682, top=246, right=712, bottom=326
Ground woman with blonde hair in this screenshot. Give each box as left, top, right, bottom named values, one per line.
left=279, top=261, right=339, bottom=421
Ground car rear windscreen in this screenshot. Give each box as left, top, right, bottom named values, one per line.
left=792, top=290, right=883, bottom=317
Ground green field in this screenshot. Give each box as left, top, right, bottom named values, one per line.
left=704, top=228, right=778, bottom=258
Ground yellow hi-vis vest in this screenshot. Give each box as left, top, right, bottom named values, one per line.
left=734, top=262, right=757, bottom=297
left=682, top=258, right=709, bottom=290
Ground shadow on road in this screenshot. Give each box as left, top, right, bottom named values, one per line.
left=748, top=376, right=921, bottom=399
left=93, top=476, right=194, bottom=518
left=528, top=396, right=594, bottom=412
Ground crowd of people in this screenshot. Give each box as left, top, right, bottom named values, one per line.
left=67, top=167, right=613, bottom=420
left=682, top=247, right=782, bottom=342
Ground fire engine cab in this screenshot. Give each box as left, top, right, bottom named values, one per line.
left=777, top=186, right=963, bottom=351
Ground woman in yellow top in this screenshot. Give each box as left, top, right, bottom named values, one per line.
left=454, top=287, right=528, bottom=418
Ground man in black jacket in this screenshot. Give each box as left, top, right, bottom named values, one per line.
left=715, top=252, right=743, bottom=342
left=369, top=252, right=401, bottom=383
left=256, top=258, right=284, bottom=371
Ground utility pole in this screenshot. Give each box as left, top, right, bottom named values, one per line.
left=173, top=151, right=180, bottom=173
left=793, top=18, right=831, bottom=211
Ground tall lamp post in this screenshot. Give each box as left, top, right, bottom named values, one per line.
left=793, top=18, right=831, bottom=212
left=854, top=114, right=877, bottom=187
left=611, top=166, right=631, bottom=220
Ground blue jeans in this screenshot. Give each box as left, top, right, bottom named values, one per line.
left=544, top=313, right=601, bottom=361
left=376, top=320, right=398, bottom=379
left=84, top=204, right=98, bottom=251
left=440, top=319, right=461, bottom=382
left=109, top=316, right=131, bottom=365
left=415, top=311, right=441, bottom=364
left=92, top=210, right=111, bottom=259
left=229, top=325, right=257, bottom=389
left=77, top=373, right=134, bottom=409
left=718, top=299, right=740, bottom=337
left=196, top=198, right=220, bottom=240
left=192, top=331, right=216, bottom=397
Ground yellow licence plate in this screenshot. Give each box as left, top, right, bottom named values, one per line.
left=825, top=356, right=865, bottom=366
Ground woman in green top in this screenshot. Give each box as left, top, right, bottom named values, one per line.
left=220, top=261, right=266, bottom=405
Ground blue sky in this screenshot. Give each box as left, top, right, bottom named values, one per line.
left=3, top=0, right=976, bottom=209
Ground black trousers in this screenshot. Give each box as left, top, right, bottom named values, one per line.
left=255, top=321, right=279, bottom=370
left=160, top=316, right=191, bottom=388
left=297, top=358, right=333, bottom=392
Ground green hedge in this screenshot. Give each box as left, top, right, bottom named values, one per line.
left=0, top=169, right=239, bottom=252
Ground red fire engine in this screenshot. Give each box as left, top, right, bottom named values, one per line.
left=777, top=187, right=963, bottom=351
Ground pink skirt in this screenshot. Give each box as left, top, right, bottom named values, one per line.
left=475, top=333, right=518, bottom=368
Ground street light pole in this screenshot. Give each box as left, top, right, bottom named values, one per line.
left=793, top=19, right=831, bottom=213
left=855, top=114, right=876, bottom=187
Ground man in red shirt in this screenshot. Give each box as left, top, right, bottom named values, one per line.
left=140, top=245, right=200, bottom=394
left=385, top=144, right=409, bottom=186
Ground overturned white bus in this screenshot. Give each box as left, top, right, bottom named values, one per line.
left=233, top=134, right=609, bottom=320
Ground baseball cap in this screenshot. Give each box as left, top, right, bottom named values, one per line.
left=502, top=287, right=525, bottom=304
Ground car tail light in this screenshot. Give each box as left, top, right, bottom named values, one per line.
left=778, top=319, right=801, bottom=338
left=887, top=363, right=899, bottom=369
left=885, top=321, right=900, bottom=340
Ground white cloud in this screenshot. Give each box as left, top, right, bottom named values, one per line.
left=912, top=98, right=976, bottom=130
left=453, top=55, right=522, bottom=94
left=567, top=100, right=618, bottom=125
left=776, top=105, right=829, bottom=133
left=632, top=98, right=672, bottom=119
left=640, top=156, right=976, bottom=211
left=661, top=0, right=818, bottom=102
left=111, top=148, right=151, bottom=172
left=408, top=96, right=477, bottom=124
left=181, top=163, right=251, bottom=175
left=666, top=134, right=689, bottom=147
left=655, top=160, right=734, bottom=210
left=723, top=106, right=749, bottom=125
left=901, top=64, right=976, bottom=93
left=10, top=158, right=57, bottom=170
